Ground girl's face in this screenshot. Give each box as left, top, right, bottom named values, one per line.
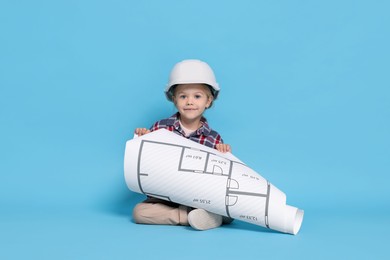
left=172, top=84, right=213, bottom=123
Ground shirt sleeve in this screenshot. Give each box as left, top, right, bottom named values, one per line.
left=149, top=121, right=159, bottom=132
left=149, top=120, right=174, bottom=133
left=215, top=134, right=223, bottom=147
left=208, top=133, right=223, bottom=149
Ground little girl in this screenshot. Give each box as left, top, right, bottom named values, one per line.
left=133, top=59, right=233, bottom=230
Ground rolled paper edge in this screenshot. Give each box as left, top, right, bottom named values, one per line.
left=284, top=205, right=304, bottom=235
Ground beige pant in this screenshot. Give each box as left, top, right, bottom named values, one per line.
left=133, top=197, right=234, bottom=226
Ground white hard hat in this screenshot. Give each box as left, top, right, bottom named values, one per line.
left=165, top=59, right=220, bottom=101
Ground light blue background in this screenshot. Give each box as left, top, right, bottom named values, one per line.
left=1, top=0, right=389, bottom=259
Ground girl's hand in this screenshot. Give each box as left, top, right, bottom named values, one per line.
left=135, top=128, right=151, bottom=136
left=216, top=143, right=232, bottom=153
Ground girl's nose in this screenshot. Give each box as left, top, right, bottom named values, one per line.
left=186, top=97, right=193, bottom=105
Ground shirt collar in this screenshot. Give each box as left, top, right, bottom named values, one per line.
left=168, top=113, right=211, bottom=136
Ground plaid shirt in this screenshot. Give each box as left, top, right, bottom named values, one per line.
left=150, top=113, right=223, bottom=149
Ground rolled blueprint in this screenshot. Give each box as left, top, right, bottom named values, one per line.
left=124, top=129, right=304, bottom=235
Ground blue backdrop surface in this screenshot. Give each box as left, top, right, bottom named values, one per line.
left=1, top=1, right=389, bottom=259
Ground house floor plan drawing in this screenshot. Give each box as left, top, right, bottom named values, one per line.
left=124, top=129, right=304, bottom=235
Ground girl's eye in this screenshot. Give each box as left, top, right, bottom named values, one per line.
left=195, top=95, right=202, bottom=99
left=179, top=95, right=186, bottom=99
